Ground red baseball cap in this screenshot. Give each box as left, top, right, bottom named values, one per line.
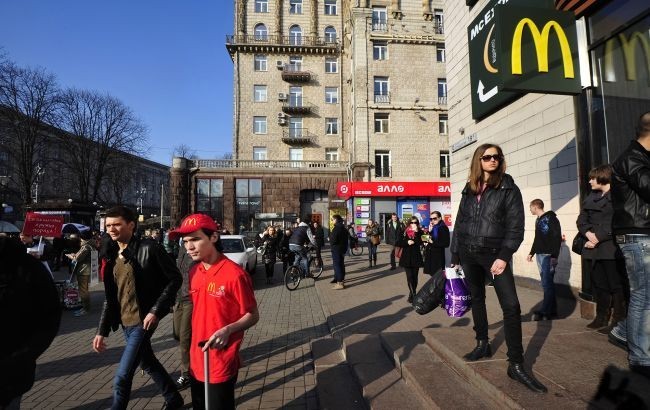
left=168, top=214, right=220, bottom=240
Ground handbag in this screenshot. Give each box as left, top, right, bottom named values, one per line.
left=394, top=246, right=403, bottom=259
left=572, top=232, right=587, bottom=255
left=444, top=267, right=471, bottom=317
left=370, top=235, right=381, bottom=245
left=413, top=268, right=446, bottom=314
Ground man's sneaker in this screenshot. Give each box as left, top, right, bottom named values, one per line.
left=162, top=393, right=184, bottom=409
left=73, top=309, right=87, bottom=317
left=332, top=282, right=345, bottom=290
left=175, top=375, right=191, bottom=390
left=608, top=330, right=628, bottom=351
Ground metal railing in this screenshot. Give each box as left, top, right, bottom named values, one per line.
left=226, top=34, right=339, bottom=48
left=374, top=94, right=390, bottom=104
left=372, top=21, right=388, bottom=31
left=283, top=128, right=315, bottom=139
left=438, top=96, right=447, bottom=105
left=190, top=159, right=347, bottom=169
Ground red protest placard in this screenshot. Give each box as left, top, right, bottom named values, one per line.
left=23, top=212, right=64, bottom=237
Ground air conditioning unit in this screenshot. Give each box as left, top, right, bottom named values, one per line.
left=278, top=118, right=287, bottom=125
left=277, top=112, right=287, bottom=118
left=276, top=60, right=284, bottom=69
left=278, top=93, right=287, bottom=101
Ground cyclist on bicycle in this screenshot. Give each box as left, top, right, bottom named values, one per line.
left=288, top=219, right=317, bottom=277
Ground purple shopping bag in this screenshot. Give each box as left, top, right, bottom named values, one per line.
left=444, top=268, right=471, bottom=317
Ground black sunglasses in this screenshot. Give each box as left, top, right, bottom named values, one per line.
left=480, top=154, right=502, bottom=162
left=431, top=217, right=439, bottom=220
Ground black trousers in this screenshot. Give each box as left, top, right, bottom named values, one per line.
left=460, top=247, right=524, bottom=364
left=590, top=259, right=624, bottom=293
left=190, top=376, right=237, bottom=410
left=264, top=262, right=274, bottom=278
left=404, top=267, right=419, bottom=294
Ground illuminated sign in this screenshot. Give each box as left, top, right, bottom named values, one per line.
left=336, top=181, right=451, bottom=199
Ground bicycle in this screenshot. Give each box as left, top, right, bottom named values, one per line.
left=284, top=247, right=323, bottom=290
left=349, top=239, right=364, bottom=256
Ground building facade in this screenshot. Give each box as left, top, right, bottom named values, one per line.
left=171, top=0, right=450, bottom=235
left=444, top=0, right=650, bottom=309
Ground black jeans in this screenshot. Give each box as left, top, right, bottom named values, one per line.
left=331, top=248, right=346, bottom=282
left=460, top=247, right=524, bottom=364
left=404, top=267, right=419, bottom=295
left=390, top=245, right=397, bottom=268
left=190, top=376, right=236, bottom=410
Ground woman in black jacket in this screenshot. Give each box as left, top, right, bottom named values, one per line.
left=257, top=226, right=280, bottom=284
left=398, top=217, right=424, bottom=303
left=577, top=165, right=626, bottom=330
left=450, top=143, right=546, bottom=394
left=423, top=211, right=450, bottom=275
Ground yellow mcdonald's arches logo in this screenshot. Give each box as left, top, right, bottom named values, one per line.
left=184, top=217, right=197, bottom=227
left=604, top=31, right=650, bottom=82
left=511, top=18, right=575, bottom=79
left=207, top=282, right=216, bottom=292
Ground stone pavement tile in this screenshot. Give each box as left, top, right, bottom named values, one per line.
left=259, top=399, right=284, bottom=409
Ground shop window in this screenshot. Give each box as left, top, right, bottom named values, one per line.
left=196, top=178, right=224, bottom=224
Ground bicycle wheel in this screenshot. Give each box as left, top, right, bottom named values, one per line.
left=351, top=244, right=364, bottom=256
left=284, top=266, right=302, bottom=290
left=309, top=257, right=323, bottom=278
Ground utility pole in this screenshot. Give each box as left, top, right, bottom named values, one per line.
left=33, top=163, right=45, bottom=204
left=160, top=183, right=164, bottom=229
left=136, top=186, right=147, bottom=216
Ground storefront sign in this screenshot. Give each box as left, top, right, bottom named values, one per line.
left=497, top=6, right=581, bottom=94
left=336, top=181, right=451, bottom=199
left=23, top=212, right=64, bottom=237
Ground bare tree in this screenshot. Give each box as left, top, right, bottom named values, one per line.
left=0, top=61, right=59, bottom=204
left=220, top=152, right=234, bottom=160
left=56, top=88, right=148, bottom=203
left=172, top=144, right=197, bottom=159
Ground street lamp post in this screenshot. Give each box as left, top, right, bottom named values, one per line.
left=33, top=164, right=45, bottom=204
left=136, top=186, right=147, bottom=215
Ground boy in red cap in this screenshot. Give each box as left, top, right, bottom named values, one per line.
left=168, top=214, right=259, bottom=410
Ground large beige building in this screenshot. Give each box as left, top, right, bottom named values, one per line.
left=171, top=0, right=450, bottom=234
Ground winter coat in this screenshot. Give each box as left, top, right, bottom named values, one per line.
left=398, top=229, right=424, bottom=268
left=365, top=223, right=381, bottom=245
left=529, top=211, right=562, bottom=258
left=257, top=233, right=279, bottom=265
left=330, top=221, right=349, bottom=253
left=611, top=140, right=650, bottom=235
left=314, top=225, right=325, bottom=248
left=577, top=191, right=618, bottom=260
left=385, top=219, right=405, bottom=245
left=450, top=174, right=525, bottom=263
left=423, top=221, right=450, bottom=275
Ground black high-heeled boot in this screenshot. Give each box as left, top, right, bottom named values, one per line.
left=463, top=340, right=492, bottom=361
left=507, top=363, right=548, bottom=393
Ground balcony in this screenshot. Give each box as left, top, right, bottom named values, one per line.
left=282, top=128, right=315, bottom=145
left=374, top=94, right=390, bottom=104
left=190, top=159, right=346, bottom=170
left=281, top=64, right=312, bottom=82
left=438, top=96, right=447, bottom=105
left=226, top=34, right=339, bottom=56
left=281, top=98, right=313, bottom=114
left=372, top=21, right=388, bottom=32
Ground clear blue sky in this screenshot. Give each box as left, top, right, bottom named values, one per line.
left=0, top=0, right=235, bottom=165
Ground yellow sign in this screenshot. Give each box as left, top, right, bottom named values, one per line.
left=604, top=31, right=650, bottom=82
left=511, top=18, right=575, bottom=79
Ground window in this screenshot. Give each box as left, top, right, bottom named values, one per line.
left=289, top=117, right=303, bottom=138
left=289, top=86, right=303, bottom=107
left=253, top=116, right=267, bottom=134
left=326, top=118, right=339, bottom=135
left=373, top=41, right=388, bottom=60
left=434, top=9, right=444, bottom=34
left=440, top=151, right=450, bottom=178
left=235, top=179, right=262, bottom=234
left=324, top=26, right=337, bottom=43
left=374, top=77, right=389, bottom=103
left=255, top=0, right=268, bottom=13
left=325, top=148, right=339, bottom=161
left=325, top=57, right=338, bottom=73
left=374, top=113, right=389, bottom=133
left=289, top=0, right=302, bottom=14
left=438, top=78, right=447, bottom=104
left=439, top=114, right=448, bottom=135
left=196, top=178, right=224, bottom=225
left=254, top=24, right=268, bottom=41
left=372, top=7, right=387, bottom=31
left=436, top=43, right=446, bottom=62
left=254, top=85, right=267, bottom=102
left=289, top=55, right=302, bottom=71
left=254, top=54, right=267, bottom=71
left=289, top=25, right=303, bottom=45
left=253, top=147, right=268, bottom=160
left=375, top=150, right=391, bottom=177
left=289, top=148, right=303, bottom=167
left=325, top=87, right=338, bottom=104
left=324, top=0, right=337, bottom=15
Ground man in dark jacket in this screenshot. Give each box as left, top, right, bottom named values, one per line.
left=385, top=213, right=405, bottom=269
left=0, top=237, right=61, bottom=408
left=611, top=111, right=650, bottom=379
left=526, top=199, right=562, bottom=321
left=329, top=214, right=349, bottom=289
left=92, top=206, right=184, bottom=409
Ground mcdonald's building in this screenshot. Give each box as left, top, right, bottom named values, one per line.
left=448, top=0, right=650, bottom=316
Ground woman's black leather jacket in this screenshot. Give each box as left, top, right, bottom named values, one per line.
left=450, top=174, right=524, bottom=263
left=98, top=236, right=182, bottom=336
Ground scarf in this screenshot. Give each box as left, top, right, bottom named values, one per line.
left=432, top=222, right=440, bottom=240
left=405, top=227, right=416, bottom=239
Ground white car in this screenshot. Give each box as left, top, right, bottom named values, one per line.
left=220, top=235, right=257, bottom=274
